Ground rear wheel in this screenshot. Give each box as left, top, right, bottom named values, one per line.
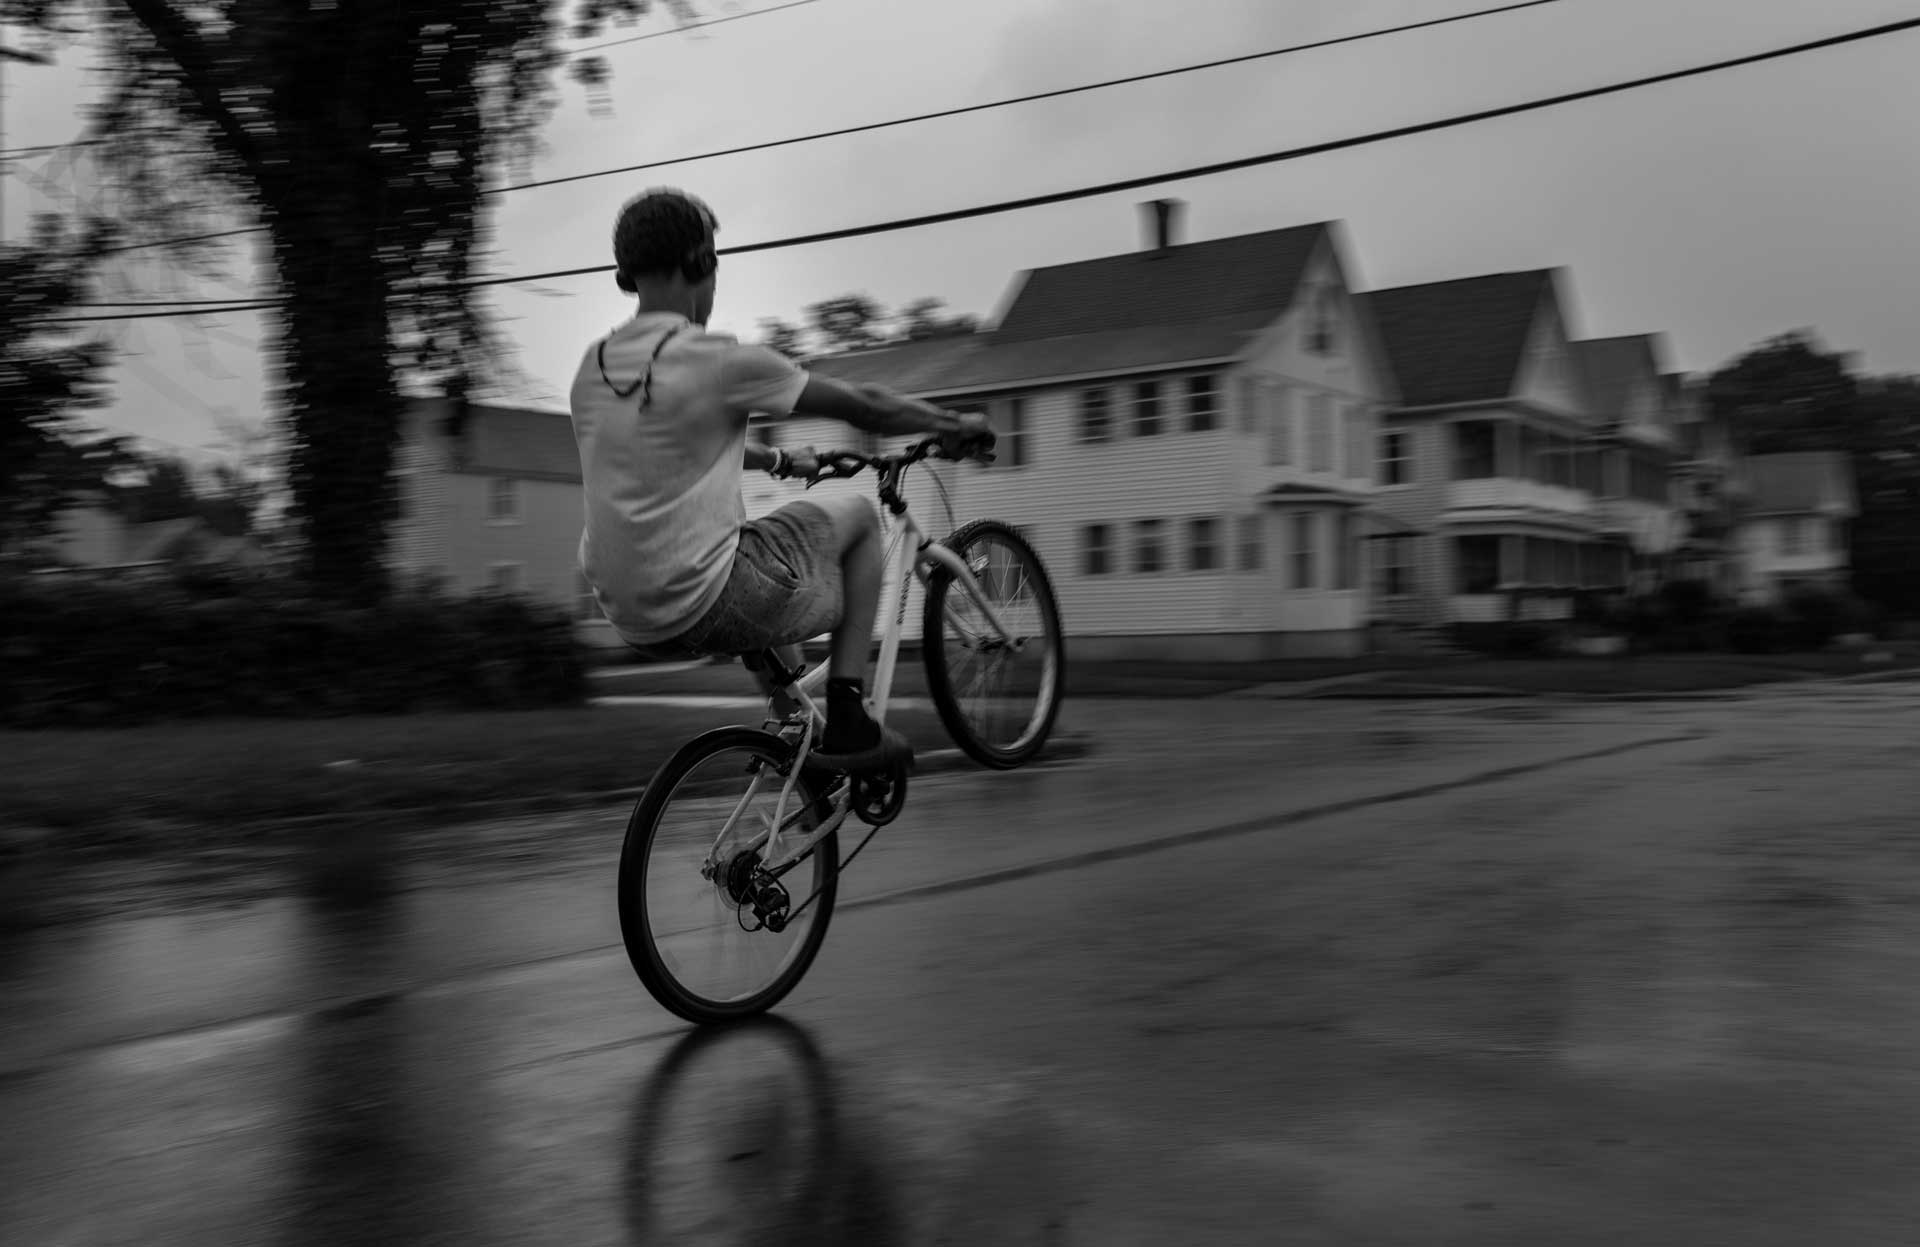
left=922, top=519, right=1066, bottom=770
left=618, top=727, right=841, bottom=1024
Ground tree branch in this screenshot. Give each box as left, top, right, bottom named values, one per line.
left=112, top=0, right=266, bottom=175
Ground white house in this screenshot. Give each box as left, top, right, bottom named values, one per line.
left=1733, top=452, right=1857, bottom=603
left=776, top=202, right=1405, bottom=660
left=1359, top=269, right=1627, bottom=634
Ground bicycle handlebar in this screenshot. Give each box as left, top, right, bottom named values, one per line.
left=799, top=432, right=994, bottom=490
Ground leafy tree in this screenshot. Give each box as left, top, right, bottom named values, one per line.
left=805, top=293, right=888, bottom=353
left=6, top=0, right=697, bottom=602
left=0, top=213, right=130, bottom=561
left=1705, top=330, right=1862, bottom=456
left=897, top=296, right=978, bottom=341
left=757, top=317, right=808, bottom=361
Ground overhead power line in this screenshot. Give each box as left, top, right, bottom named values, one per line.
left=44, top=13, right=1920, bottom=325
left=492, top=0, right=1568, bottom=196
left=69, top=0, right=1565, bottom=260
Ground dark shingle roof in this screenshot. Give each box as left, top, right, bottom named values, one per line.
left=808, top=313, right=1269, bottom=396
left=1744, top=452, right=1858, bottom=516
left=462, top=403, right=581, bottom=480
left=1358, top=271, right=1553, bottom=407
left=1572, top=335, right=1661, bottom=422
left=990, top=223, right=1328, bottom=343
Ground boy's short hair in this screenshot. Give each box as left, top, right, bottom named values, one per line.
left=612, top=188, right=719, bottom=292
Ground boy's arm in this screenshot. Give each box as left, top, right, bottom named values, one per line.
left=793, top=374, right=971, bottom=438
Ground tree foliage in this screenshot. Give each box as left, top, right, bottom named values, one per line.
left=0, top=213, right=130, bottom=561
left=6, top=0, right=695, bottom=601
left=761, top=293, right=981, bottom=359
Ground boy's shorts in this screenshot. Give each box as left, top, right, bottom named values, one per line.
left=625, top=501, right=844, bottom=661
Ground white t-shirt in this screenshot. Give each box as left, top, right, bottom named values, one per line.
left=569, top=312, right=808, bottom=645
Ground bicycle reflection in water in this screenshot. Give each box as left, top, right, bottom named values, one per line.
left=622, top=1017, right=1073, bottom=1246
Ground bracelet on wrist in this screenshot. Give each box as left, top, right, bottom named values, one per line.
left=769, top=447, right=788, bottom=477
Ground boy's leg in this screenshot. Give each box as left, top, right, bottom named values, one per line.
left=794, top=495, right=911, bottom=770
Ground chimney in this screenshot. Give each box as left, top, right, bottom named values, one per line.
left=1140, top=198, right=1185, bottom=254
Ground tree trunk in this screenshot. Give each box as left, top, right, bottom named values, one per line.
left=271, top=186, right=400, bottom=604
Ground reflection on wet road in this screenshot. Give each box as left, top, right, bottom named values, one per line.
left=5, top=684, right=1920, bottom=1243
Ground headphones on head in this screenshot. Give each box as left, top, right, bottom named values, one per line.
left=615, top=189, right=718, bottom=292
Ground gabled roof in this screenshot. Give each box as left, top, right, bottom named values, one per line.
left=1744, top=452, right=1858, bottom=516
left=808, top=313, right=1269, bottom=396
left=1572, top=335, right=1662, bottom=422
left=804, top=221, right=1335, bottom=396
left=990, top=222, right=1329, bottom=343
left=803, top=335, right=985, bottom=392
left=1358, top=271, right=1554, bottom=407
left=458, top=403, right=581, bottom=481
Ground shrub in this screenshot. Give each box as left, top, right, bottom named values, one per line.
left=1781, top=588, right=1847, bottom=651
left=0, top=568, right=587, bottom=727
left=1725, top=606, right=1789, bottom=654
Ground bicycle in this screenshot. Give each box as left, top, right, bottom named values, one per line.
left=617, top=433, right=1067, bottom=1025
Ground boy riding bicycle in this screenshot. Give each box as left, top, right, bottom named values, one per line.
left=568, top=188, right=994, bottom=775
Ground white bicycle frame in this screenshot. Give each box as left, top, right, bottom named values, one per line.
left=705, top=498, right=1025, bottom=875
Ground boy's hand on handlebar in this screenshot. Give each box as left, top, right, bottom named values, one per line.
left=777, top=445, right=821, bottom=481
left=938, top=410, right=996, bottom=461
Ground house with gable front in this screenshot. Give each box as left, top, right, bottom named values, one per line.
left=759, top=201, right=1405, bottom=660
left=1570, top=334, right=1687, bottom=594
left=1360, top=269, right=1627, bottom=634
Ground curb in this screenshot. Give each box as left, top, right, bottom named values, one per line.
left=218, top=731, right=1101, bottom=837
left=1302, top=663, right=1920, bottom=702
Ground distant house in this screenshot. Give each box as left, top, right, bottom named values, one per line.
left=386, top=397, right=624, bottom=646
left=1667, top=373, right=1749, bottom=595
left=1572, top=334, right=1688, bottom=594
left=1734, top=452, right=1857, bottom=603
left=779, top=203, right=1405, bottom=660
left=1360, top=269, right=1626, bottom=633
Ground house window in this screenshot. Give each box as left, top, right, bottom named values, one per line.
left=1379, top=431, right=1413, bottom=486
left=1333, top=511, right=1356, bottom=589
left=1453, top=421, right=1498, bottom=480
left=1345, top=405, right=1370, bottom=481
left=1266, top=382, right=1292, bottom=466
left=1082, top=523, right=1112, bottom=576
left=1133, top=519, right=1166, bottom=573
left=1781, top=517, right=1808, bottom=555
left=1188, top=517, right=1221, bottom=572
left=1238, top=514, right=1263, bottom=571
left=488, top=561, right=524, bottom=593
left=487, top=477, right=522, bottom=523
left=1002, top=397, right=1028, bottom=467
left=1080, top=388, right=1111, bottom=444
left=1290, top=512, right=1317, bottom=589
left=1186, top=375, right=1219, bottom=432
left=1133, top=381, right=1161, bottom=438
left=1454, top=535, right=1501, bottom=594
left=1375, top=535, right=1415, bottom=597
left=1305, top=285, right=1339, bottom=355
left=1307, top=393, right=1334, bottom=473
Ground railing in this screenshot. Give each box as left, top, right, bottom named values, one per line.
left=1446, top=479, right=1592, bottom=515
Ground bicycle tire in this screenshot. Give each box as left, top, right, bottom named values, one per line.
left=618, top=726, right=841, bottom=1024
left=922, top=519, right=1067, bottom=770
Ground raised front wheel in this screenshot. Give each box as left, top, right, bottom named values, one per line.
left=921, top=520, right=1066, bottom=770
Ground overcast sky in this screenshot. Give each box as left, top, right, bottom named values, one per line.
left=5, top=0, right=1917, bottom=464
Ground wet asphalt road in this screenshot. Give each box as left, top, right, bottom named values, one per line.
left=4, top=680, right=1920, bottom=1244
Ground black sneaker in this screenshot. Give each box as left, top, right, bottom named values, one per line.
left=804, top=720, right=915, bottom=774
